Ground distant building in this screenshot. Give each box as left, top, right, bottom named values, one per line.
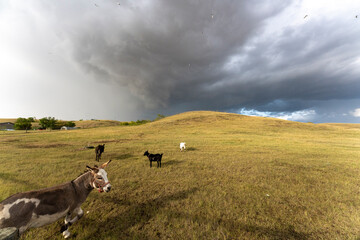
left=60, top=126, right=78, bottom=130
left=0, top=122, right=15, bottom=130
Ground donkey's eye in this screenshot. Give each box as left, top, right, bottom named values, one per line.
left=96, top=176, right=103, bottom=180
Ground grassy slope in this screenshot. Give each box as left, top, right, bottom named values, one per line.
left=73, top=120, right=121, bottom=129
left=0, top=119, right=16, bottom=123
left=0, top=119, right=121, bottom=130
left=0, top=111, right=360, bottom=239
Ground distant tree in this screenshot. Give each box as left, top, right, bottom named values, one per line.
left=39, top=117, right=57, bottom=130
left=154, top=114, right=166, bottom=121
left=53, top=120, right=76, bottom=130
left=119, top=119, right=151, bottom=126
left=136, top=119, right=151, bottom=125
left=54, top=121, right=65, bottom=130
left=64, top=121, right=76, bottom=127
left=14, top=117, right=34, bottom=131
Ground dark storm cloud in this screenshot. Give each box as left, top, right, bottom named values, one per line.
left=168, top=14, right=360, bottom=115
left=44, top=0, right=360, bottom=122
left=56, top=0, right=290, bottom=109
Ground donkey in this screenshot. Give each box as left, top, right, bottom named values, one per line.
left=95, top=144, right=105, bottom=162
left=0, top=160, right=112, bottom=238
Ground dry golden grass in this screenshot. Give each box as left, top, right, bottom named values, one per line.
left=74, top=120, right=121, bottom=129
left=320, top=123, right=360, bottom=130
left=0, top=119, right=16, bottom=123
left=0, top=118, right=120, bottom=129
left=0, top=111, right=360, bottom=239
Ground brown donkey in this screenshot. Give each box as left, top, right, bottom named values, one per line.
left=0, top=160, right=112, bottom=238
left=95, top=144, right=105, bottom=162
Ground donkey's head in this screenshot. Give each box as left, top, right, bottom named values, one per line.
left=87, top=160, right=112, bottom=193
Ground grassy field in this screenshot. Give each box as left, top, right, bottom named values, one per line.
left=0, top=111, right=360, bottom=239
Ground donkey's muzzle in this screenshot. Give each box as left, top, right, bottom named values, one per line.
left=104, top=184, right=111, bottom=192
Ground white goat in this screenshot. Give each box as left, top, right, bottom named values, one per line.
left=180, top=142, right=186, bottom=151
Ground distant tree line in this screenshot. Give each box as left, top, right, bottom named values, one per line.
left=13, top=113, right=165, bottom=130
left=119, top=119, right=151, bottom=126
left=14, top=117, right=76, bottom=131
left=119, top=114, right=166, bottom=126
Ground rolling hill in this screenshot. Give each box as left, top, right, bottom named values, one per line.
left=0, top=111, right=359, bottom=239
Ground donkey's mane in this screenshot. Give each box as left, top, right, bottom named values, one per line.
left=72, top=170, right=91, bottom=182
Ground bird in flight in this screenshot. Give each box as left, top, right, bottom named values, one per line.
left=304, top=15, right=308, bottom=19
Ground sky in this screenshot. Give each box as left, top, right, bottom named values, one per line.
left=1, top=0, right=360, bottom=123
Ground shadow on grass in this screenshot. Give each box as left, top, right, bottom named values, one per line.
left=75, top=188, right=313, bottom=240
left=111, top=153, right=134, bottom=161
left=162, top=210, right=311, bottom=240
left=0, top=172, right=42, bottom=192
left=17, top=143, right=70, bottom=149
left=185, top=147, right=197, bottom=151
left=78, top=188, right=199, bottom=239
left=164, top=160, right=183, bottom=166
left=142, top=159, right=183, bottom=167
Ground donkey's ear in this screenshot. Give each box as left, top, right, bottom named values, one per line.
left=87, top=165, right=99, bottom=173
left=100, top=160, right=111, bottom=168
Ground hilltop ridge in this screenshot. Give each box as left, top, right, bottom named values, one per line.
left=148, top=111, right=360, bottom=133
left=1, top=111, right=359, bottom=131
left=147, top=111, right=325, bottom=132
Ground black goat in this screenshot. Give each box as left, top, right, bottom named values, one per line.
left=95, top=144, right=105, bottom=162
left=143, top=150, right=163, bottom=168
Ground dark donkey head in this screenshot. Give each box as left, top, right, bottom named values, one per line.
left=95, top=144, right=105, bottom=162
left=143, top=150, right=149, bottom=157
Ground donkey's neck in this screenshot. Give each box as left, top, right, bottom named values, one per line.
left=71, top=172, right=94, bottom=203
